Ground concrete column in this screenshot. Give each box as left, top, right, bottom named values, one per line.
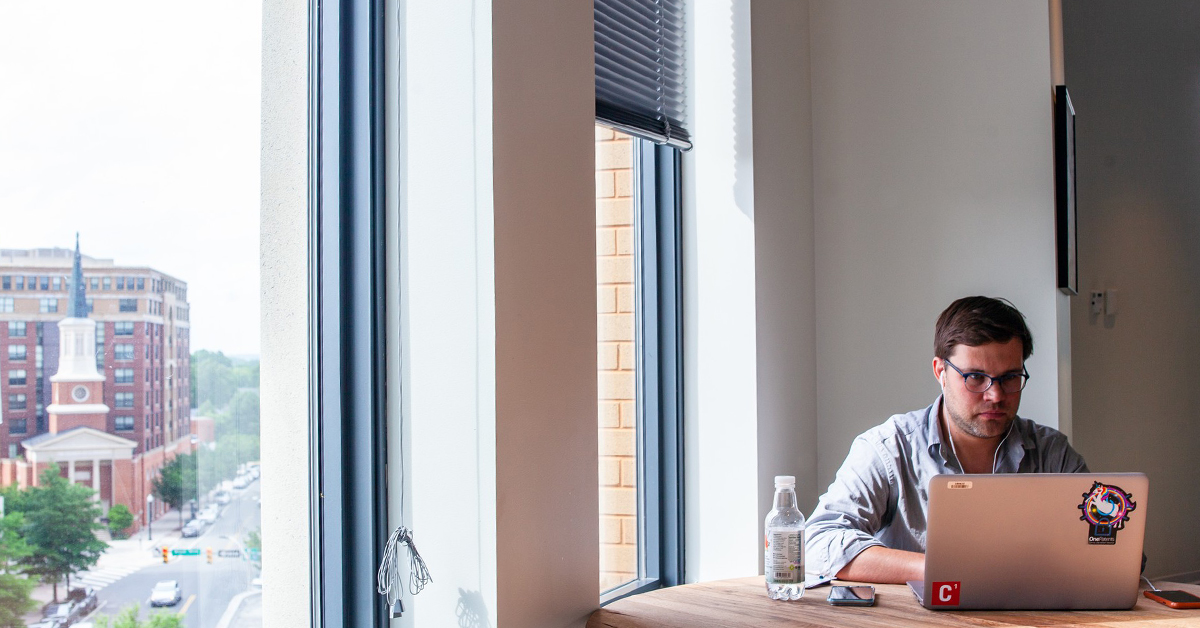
left=68, top=459, right=76, bottom=485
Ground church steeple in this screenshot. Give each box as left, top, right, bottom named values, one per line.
left=67, top=233, right=88, bottom=319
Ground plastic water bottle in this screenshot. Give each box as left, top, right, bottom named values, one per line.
left=764, top=475, right=805, bottom=600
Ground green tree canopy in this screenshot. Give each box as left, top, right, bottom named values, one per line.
left=17, top=465, right=107, bottom=601
left=0, top=512, right=36, bottom=628
left=0, top=572, right=35, bottom=628
left=97, top=605, right=183, bottom=628
left=151, top=453, right=199, bottom=527
left=107, top=504, right=134, bottom=539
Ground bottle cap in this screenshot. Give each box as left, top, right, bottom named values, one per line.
left=774, top=475, right=795, bottom=487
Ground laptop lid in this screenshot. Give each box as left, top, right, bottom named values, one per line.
left=920, top=473, right=1148, bottom=610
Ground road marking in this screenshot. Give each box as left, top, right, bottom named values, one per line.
left=177, top=594, right=197, bottom=617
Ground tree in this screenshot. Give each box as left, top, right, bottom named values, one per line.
left=107, top=505, right=134, bottom=539
left=97, top=605, right=183, bottom=628
left=151, top=454, right=198, bottom=528
left=0, top=572, right=35, bottom=628
left=0, top=512, right=35, bottom=627
left=18, top=465, right=107, bottom=601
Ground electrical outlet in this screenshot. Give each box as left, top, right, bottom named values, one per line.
left=1090, top=291, right=1103, bottom=315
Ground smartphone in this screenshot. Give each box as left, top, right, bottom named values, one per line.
left=1144, top=589, right=1200, bottom=609
left=827, top=585, right=876, bottom=606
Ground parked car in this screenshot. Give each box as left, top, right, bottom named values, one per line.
left=149, top=580, right=182, bottom=607
left=232, top=475, right=251, bottom=489
left=198, top=505, right=219, bottom=525
left=214, top=490, right=232, bottom=505
left=181, top=519, right=204, bottom=537
left=42, top=600, right=81, bottom=626
left=66, top=587, right=97, bottom=615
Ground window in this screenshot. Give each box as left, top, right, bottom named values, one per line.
left=8, top=394, right=27, bottom=411
left=39, top=276, right=48, bottom=290
left=38, top=298, right=57, bottom=313
left=8, top=370, right=26, bottom=386
left=7, top=322, right=25, bottom=337
left=11, top=3, right=274, bottom=626
left=1, top=276, right=8, bottom=290
left=8, top=419, right=27, bottom=435
left=597, top=128, right=685, bottom=601
left=86, top=297, right=94, bottom=313
left=25, top=277, right=34, bottom=290
left=8, top=346, right=26, bottom=361
left=15, top=277, right=23, bottom=290
left=0, top=297, right=12, bottom=313
left=7, top=444, right=15, bottom=459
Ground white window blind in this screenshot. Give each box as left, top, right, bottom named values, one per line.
left=595, top=0, right=691, bottom=150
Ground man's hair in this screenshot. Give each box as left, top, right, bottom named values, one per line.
left=934, top=296, right=1033, bottom=360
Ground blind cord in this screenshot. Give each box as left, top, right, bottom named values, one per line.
left=377, top=526, right=432, bottom=617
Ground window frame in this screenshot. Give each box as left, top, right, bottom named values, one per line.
left=600, top=139, right=685, bottom=604
left=310, top=0, right=389, bottom=624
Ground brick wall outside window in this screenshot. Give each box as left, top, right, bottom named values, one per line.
left=596, top=126, right=638, bottom=592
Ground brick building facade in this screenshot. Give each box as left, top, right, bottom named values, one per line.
left=0, top=243, right=194, bottom=529
left=597, top=127, right=639, bottom=591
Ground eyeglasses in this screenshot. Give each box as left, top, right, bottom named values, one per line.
left=943, top=358, right=1029, bottom=394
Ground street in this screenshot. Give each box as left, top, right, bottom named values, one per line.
left=88, top=481, right=262, bottom=628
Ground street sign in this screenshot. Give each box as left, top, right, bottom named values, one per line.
left=218, top=549, right=241, bottom=558
left=171, top=548, right=202, bottom=556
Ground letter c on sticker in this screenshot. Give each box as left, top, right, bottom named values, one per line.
left=938, top=584, right=953, bottom=602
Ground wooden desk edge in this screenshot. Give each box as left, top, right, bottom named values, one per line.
left=588, top=576, right=1200, bottom=628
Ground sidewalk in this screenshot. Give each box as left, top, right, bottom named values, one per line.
left=215, top=589, right=262, bottom=628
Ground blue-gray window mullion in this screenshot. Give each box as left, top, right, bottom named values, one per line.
left=313, top=0, right=388, bottom=625
left=654, top=143, right=684, bottom=586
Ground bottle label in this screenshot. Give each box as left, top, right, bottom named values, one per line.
left=764, top=529, right=803, bottom=584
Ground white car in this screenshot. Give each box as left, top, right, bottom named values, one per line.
left=149, top=580, right=182, bottom=607
left=198, top=506, right=219, bottom=525
left=214, top=490, right=232, bottom=505
left=232, top=475, right=251, bottom=489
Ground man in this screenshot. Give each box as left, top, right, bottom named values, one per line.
left=805, top=296, right=1088, bottom=584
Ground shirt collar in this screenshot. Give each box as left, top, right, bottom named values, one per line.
left=925, top=395, right=1034, bottom=472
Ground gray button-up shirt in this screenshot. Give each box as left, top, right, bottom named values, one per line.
left=805, top=396, right=1089, bottom=578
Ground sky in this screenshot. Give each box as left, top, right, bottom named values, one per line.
left=0, top=1, right=263, bottom=356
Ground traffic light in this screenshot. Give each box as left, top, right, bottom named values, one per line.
left=206, top=548, right=213, bottom=564
left=162, top=547, right=169, bottom=563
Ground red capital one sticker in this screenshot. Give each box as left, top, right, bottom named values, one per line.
left=932, top=581, right=960, bottom=606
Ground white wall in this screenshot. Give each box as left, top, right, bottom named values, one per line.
left=400, top=0, right=498, bottom=625
left=684, top=0, right=762, bottom=583
left=259, top=0, right=309, bottom=624
left=807, top=0, right=1064, bottom=488
left=1063, top=0, right=1200, bottom=581
left=750, top=0, right=819, bottom=572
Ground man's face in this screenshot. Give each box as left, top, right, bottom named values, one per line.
left=934, top=338, right=1025, bottom=440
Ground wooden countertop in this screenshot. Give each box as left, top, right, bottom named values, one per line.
left=588, top=577, right=1200, bottom=628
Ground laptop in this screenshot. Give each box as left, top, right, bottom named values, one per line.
left=908, top=473, right=1148, bottom=610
